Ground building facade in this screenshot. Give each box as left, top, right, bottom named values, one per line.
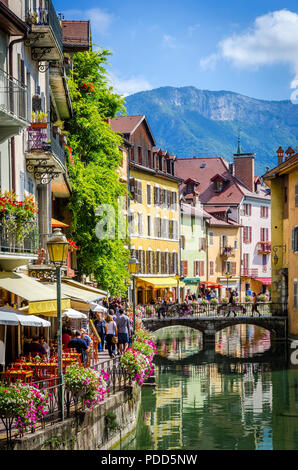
left=263, top=146, right=298, bottom=338
left=175, top=142, right=272, bottom=299
left=110, top=115, right=182, bottom=304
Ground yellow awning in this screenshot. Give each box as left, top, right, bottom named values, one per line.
left=0, top=272, right=71, bottom=316
left=45, top=282, right=106, bottom=303
left=138, top=277, right=185, bottom=288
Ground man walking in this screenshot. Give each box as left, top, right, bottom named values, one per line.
left=115, top=309, right=131, bottom=354
left=67, top=330, right=89, bottom=365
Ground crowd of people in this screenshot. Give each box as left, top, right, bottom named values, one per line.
left=90, top=305, right=133, bottom=359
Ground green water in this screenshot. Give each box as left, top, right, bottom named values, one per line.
left=118, top=325, right=298, bottom=450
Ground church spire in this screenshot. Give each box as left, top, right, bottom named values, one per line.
left=236, top=129, right=242, bottom=154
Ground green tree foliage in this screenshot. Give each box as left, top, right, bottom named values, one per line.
left=65, top=49, right=130, bottom=295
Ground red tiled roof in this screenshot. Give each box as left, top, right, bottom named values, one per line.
left=110, top=115, right=144, bottom=134
left=62, top=21, right=90, bottom=50
left=205, top=206, right=230, bottom=213
left=175, top=157, right=247, bottom=205
left=208, top=215, right=241, bottom=227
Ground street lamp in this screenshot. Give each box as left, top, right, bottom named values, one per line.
left=272, top=245, right=286, bottom=266
left=128, top=257, right=140, bottom=334
left=47, top=228, right=69, bottom=421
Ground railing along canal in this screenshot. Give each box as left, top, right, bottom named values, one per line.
left=142, top=302, right=287, bottom=318
left=0, top=356, right=127, bottom=449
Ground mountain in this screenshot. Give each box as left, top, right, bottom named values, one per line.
left=124, top=86, right=298, bottom=175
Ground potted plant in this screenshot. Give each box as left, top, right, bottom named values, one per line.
left=31, top=112, right=48, bottom=128
left=221, top=297, right=228, bottom=305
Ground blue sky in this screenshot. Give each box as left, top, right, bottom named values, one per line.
left=54, top=0, right=298, bottom=101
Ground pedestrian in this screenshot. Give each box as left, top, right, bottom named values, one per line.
left=95, top=313, right=106, bottom=352
left=62, top=326, right=71, bottom=348
left=227, top=289, right=237, bottom=317
left=39, top=336, right=50, bottom=359
left=252, top=292, right=261, bottom=317
left=67, top=330, right=89, bottom=365
left=158, top=298, right=166, bottom=319
left=115, top=308, right=131, bottom=354
left=104, top=314, right=118, bottom=358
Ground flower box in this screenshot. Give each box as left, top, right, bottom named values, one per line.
left=31, top=122, right=48, bottom=129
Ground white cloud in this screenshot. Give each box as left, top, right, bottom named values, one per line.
left=108, top=73, right=153, bottom=97
left=162, top=34, right=178, bottom=49
left=62, top=8, right=113, bottom=34
left=200, top=9, right=298, bottom=81
left=200, top=53, right=219, bottom=71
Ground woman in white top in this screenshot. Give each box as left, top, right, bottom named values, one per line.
left=105, top=314, right=118, bottom=358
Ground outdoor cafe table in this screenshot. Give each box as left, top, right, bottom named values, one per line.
left=1, top=369, right=33, bottom=383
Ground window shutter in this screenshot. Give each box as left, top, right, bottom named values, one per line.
left=194, top=261, right=197, bottom=276
left=292, top=228, right=296, bottom=252
left=249, top=227, right=252, bottom=243
left=294, top=281, right=298, bottom=309
left=169, top=220, right=173, bottom=239
left=200, top=261, right=204, bottom=276
left=146, top=251, right=150, bottom=274
left=295, top=184, right=298, bottom=207
left=182, top=260, right=188, bottom=277
left=181, top=235, right=185, bottom=249
left=231, top=262, right=236, bottom=276
left=222, top=261, right=225, bottom=275
left=210, top=261, right=214, bottom=276
left=147, top=185, right=151, bottom=205
left=266, top=228, right=269, bottom=241
left=167, top=190, right=171, bottom=208
left=243, top=227, right=246, bottom=243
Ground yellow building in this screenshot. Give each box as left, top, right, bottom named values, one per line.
left=110, top=115, right=182, bottom=304
left=206, top=214, right=242, bottom=298
left=263, top=146, right=298, bottom=338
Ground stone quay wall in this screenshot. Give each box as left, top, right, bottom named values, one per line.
left=11, top=385, right=141, bottom=450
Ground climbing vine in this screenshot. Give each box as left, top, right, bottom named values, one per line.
left=65, top=48, right=130, bottom=295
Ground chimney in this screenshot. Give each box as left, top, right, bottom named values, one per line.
left=276, top=147, right=284, bottom=165
left=233, top=153, right=255, bottom=191
left=285, top=146, right=295, bottom=161
left=229, top=163, right=234, bottom=175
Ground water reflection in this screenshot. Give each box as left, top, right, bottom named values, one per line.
left=117, top=325, right=298, bottom=450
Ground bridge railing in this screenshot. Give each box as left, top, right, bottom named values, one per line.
left=142, top=302, right=287, bottom=318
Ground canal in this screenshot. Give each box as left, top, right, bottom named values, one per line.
left=117, top=325, right=298, bottom=450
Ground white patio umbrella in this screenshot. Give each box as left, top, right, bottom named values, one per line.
left=0, top=308, right=51, bottom=327
left=62, top=308, right=87, bottom=319
left=92, top=304, right=107, bottom=313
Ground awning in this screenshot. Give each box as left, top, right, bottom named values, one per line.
left=200, top=282, right=223, bottom=288
left=51, top=218, right=69, bottom=228
left=184, top=277, right=200, bottom=284
left=0, top=272, right=71, bottom=315
left=0, top=307, right=50, bottom=327
left=62, top=279, right=107, bottom=296
left=60, top=283, right=105, bottom=302
left=92, top=304, right=107, bottom=313
left=138, top=277, right=185, bottom=288
left=62, top=308, right=87, bottom=319
left=255, top=278, right=272, bottom=285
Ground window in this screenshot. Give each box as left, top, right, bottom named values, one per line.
left=295, top=185, right=298, bottom=207
left=147, top=184, right=151, bottom=205
left=292, top=227, right=298, bottom=252
left=208, top=231, right=214, bottom=246
left=262, top=254, right=267, bottom=273
left=294, top=280, right=298, bottom=309
left=154, top=186, right=160, bottom=205
left=135, top=180, right=142, bottom=203
left=209, top=261, right=214, bottom=276
left=148, top=150, right=152, bottom=168
left=138, top=147, right=142, bottom=165
left=128, top=212, right=135, bottom=235
left=260, top=206, right=269, bottom=218
left=243, top=226, right=252, bottom=243
left=244, top=204, right=251, bottom=216
left=137, top=213, right=143, bottom=235
left=155, top=217, right=161, bottom=238
left=260, top=228, right=269, bottom=242
left=194, top=261, right=204, bottom=276
left=234, top=240, right=238, bottom=250
left=147, top=215, right=151, bottom=236
left=130, top=147, right=134, bottom=161
left=243, top=253, right=249, bottom=269
left=171, top=191, right=177, bottom=210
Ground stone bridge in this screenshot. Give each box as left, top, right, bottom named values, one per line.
left=142, top=316, right=288, bottom=349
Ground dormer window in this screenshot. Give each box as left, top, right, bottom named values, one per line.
left=184, top=178, right=199, bottom=195
left=210, top=174, right=227, bottom=193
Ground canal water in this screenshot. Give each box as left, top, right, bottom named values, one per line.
left=117, top=325, right=298, bottom=450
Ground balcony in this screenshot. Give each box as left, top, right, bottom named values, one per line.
left=0, top=68, right=29, bottom=142
left=221, top=246, right=235, bottom=258
left=26, top=123, right=66, bottom=184
left=241, top=268, right=259, bottom=277
left=257, top=241, right=271, bottom=254
left=0, top=219, right=38, bottom=270
left=25, top=0, right=63, bottom=63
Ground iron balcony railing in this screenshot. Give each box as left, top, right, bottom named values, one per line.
left=0, top=219, right=39, bottom=256
left=25, top=0, right=63, bottom=55
left=27, top=123, right=66, bottom=168
left=241, top=267, right=259, bottom=277
left=0, top=68, right=27, bottom=122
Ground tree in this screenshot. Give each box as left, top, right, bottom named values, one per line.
left=65, top=48, right=130, bottom=296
